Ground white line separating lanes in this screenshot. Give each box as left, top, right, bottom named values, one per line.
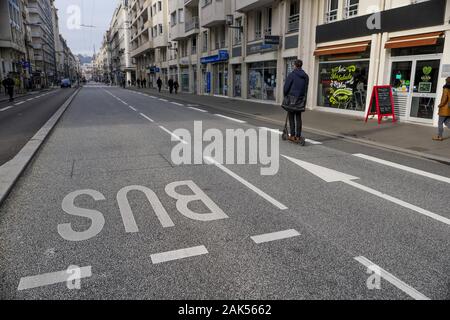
left=353, top=153, right=450, bottom=184
left=171, top=102, right=184, bottom=106
left=159, top=98, right=168, bottom=102
left=354, top=256, right=430, bottom=300
left=259, top=127, right=322, bottom=145
left=151, top=246, right=208, bottom=264
left=188, top=107, right=208, bottom=113
left=204, top=156, right=288, bottom=210
left=15, top=101, right=25, bottom=106
left=128, top=106, right=137, bottom=112
left=251, top=229, right=300, bottom=244
left=17, top=266, right=92, bottom=291
left=0, top=106, right=14, bottom=112
left=159, top=125, right=189, bottom=145
left=140, top=113, right=154, bottom=123
left=215, top=114, right=247, bottom=124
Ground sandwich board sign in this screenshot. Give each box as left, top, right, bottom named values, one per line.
left=365, top=85, right=397, bottom=124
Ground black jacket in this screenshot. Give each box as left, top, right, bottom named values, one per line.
left=283, top=68, right=309, bottom=98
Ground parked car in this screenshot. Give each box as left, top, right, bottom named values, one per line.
left=61, top=79, right=71, bottom=88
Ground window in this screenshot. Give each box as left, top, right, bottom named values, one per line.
left=234, top=18, right=242, bottom=45
left=325, top=0, right=339, bottom=23
left=265, top=8, right=272, bottom=35
left=343, top=0, right=359, bottom=19
left=158, top=1, right=162, bottom=11
left=255, top=11, right=262, bottom=40
left=171, top=11, right=177, bottom=27
left=159, top=24, right=163, bottom=35
left=288, top=0, right=300, bottom=32
left=178, top=9, right=184, bottom=24
left=202, top=31, right=208, bottom=52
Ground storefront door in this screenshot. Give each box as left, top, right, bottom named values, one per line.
left=390, top=55, right=441, bottom=123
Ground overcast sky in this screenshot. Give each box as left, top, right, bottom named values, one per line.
left=54, top=0, right=118, bottom=56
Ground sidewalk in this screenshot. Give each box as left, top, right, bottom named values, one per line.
left=0, top=87, right=55, bottom=103
left=127, top=87, right=450, bottom=163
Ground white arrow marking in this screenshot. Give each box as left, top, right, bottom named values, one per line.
left=282, top=155, right=450, bottom=226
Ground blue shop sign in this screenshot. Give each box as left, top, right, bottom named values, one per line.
left=200, top=50, right=229, bottom=64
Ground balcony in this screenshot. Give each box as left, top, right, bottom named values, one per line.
left=184, top=0, right=199, bottom=8
left=185, top=16, right=199, bottom=33
left=236, top=0, right=273, bottom=12
left=130, top=41, right=153, bottom=58
left=200, top=0, right=231, bottom=27
left=170, top=21, right=186, bottom=41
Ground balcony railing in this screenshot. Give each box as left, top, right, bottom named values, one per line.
left=343, top=4, right=359, bottom=19
left=287, top=14, right=300, bottom=32
left=185, top=16, right=200, bottom=32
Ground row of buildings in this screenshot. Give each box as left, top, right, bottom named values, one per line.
left=95, top=0, right=450, bottom=127
left=0, top=0, right=80, bottom=91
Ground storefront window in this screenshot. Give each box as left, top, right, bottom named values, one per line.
left=391, top=61, right=412, bottom=93
left=181, top=67, right=189, bottom=92
left=233, top=65, right=241, bottom=97
left=317, top=59, right=369, bottom=111
left=213, top=63, right=228, bottom=96
left=248, top=61, right=277, bottom=101
left=411, top=59, right=440, bottom=119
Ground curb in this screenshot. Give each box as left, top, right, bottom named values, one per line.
left=0, top=87, right=81, bottom=206
left=127, top=87, right=450, bottom=165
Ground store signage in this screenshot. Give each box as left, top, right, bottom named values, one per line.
left=328, top=65, right=356, bottom=108
left=200, top=50, right=229, bottom=64
left=365, top=85, right=396, bottom=124
left=264, top=35, right=280, bottom=46
left=179, top=57, right=190, bottom=66
left=247, top=42, right=278, bottom=55
left=148, top=66, right=160, bottom=74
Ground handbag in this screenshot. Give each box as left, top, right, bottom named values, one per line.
left=282, top=95, right=306, bottom=112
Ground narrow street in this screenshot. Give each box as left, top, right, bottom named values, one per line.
left=0, top=85, right=448, bottom=300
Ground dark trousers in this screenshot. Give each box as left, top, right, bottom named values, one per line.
left=288, top=111, right=302, bottom=137
left=169, top=86, right=173, bottom=94
left=7, top=88, right=14, bottom=101
left=158, top=86, right=162, bottom=92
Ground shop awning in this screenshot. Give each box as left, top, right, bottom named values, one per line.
left=313, top=41, right=370, bottom=56
left=385, top=32, right=444, bottom=49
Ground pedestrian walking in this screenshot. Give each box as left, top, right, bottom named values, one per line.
left=174, top=80, right=179, bottom=94
left=432, top=77, right=450, bottom=141
left=128, top=80, right=131, bottom=87
left=143, top=78, right=147, bottom=88
left=2, top=74, right=15, bottom=102
left=168, top=78, right=174, bottom=94
left=157, top=77, right=163, bottom=92
left=282, top=59, right=309, bottom=144
left=137, top=79, right=141, bottom=88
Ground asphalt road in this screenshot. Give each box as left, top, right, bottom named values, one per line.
left=0, top=84, right=449, bottom=300
left=0, top=88, right=76, bottom=166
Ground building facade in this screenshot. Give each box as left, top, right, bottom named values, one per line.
left=0, top=0, right=34, bottom=90
left=122, top=0, right=450, bottom=127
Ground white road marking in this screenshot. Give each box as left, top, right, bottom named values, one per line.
left=0, top=106, right=14, bottom=112
left=344, top=180, right=450, bottom=226
left=171, top=102, right=184, bottom=106
left=204, top=156, right=288, bottom=210
left=283, top=155, right=450, bottom=226
left=353, top=153, right=450, bottom=184
left=354, top=256, right=430, bottom=300
left=159, top=98, right=168, bottom=102
left=159, top=125, right=188, bottom=144
left=140, top=113, right=154, bottom=122
left=214, top=114, right=247, bottom=124
left=187, top=104, right=199, bottom=107
left=128, top=106, right=137, bottom=111
left=251, top=229, right=300, bottom=244
left=188, top=107, right=208, bottom=113
left=259, top=127, right=322, bottom=145
left=151, top=245, right=208, bottom=264
left=27, top=98, right=34, bottom=101
left=17, top=266, right=92, bottom=291
left=149, top=95, right=157, bottom=99
left=15, top=101, right=25, bottom=105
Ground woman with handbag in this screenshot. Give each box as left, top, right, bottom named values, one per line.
left=432, top=77, right=450, bottom=141
left=283, top=59, right=309, bottom=143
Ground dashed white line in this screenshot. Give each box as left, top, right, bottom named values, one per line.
left=149, top=95, right=157, bottom=99
left=353, top=153, right=450, bottom=184
left=159, top=125, right=188, bottom=144
left=159, top=98, right=168, bottom=102
left=259, top=127, right=322, bottom=145
left=171, top=102, right=184, bottom=106
left=354, top=256, right=430, bottom=300
left=251, top=229, right=300, bottom=244
left=188, top=107, right=208, bottom=113
left=27, top=98, right=34, bottom=101
left=151, top=246, right=208, bottom=264
left=0, top=106, right=14, bottom=112
left=17, top=266, right=92, bottom=291
left=128, top=106, right=137, bottom=111
left=15, top=101, right=25, bottom=105
left=140, top=113, right=154, bottom=122
left=204, top=156, right=288, bottom=210
left=214, top=114, right=247, bottom=124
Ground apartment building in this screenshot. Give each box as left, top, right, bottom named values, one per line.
left=27, top=0, right=57, bottom=87
left=0, top=0, right=34, bottom=88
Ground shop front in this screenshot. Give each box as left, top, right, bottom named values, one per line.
left=315, top=41, right=371, bottom=112
left=200, top=50, right=229, bottom=96
left=213, top=63, right=228, bottom=96
left=233, top=64, right=241, bottom=97
left=386, top=32, right=444, bottom=124
left=181, top=67, right=189, bottom=92
left=247, top=61, right=277, bottom=101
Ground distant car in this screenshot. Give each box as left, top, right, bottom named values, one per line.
left=61, top=79, right=71, bottom=88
